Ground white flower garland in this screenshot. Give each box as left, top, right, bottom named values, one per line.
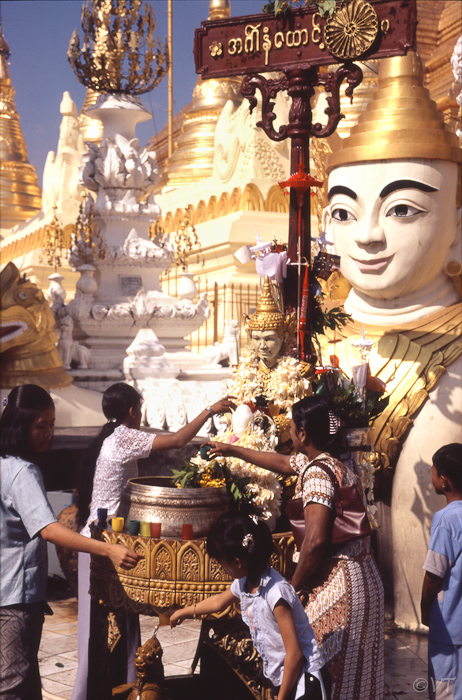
left=191, top=423, right=282, bottom=524
left=226, top=354, right=311, bottom=412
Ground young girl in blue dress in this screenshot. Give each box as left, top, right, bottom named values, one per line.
left=170, top=512, right=330, bottom=700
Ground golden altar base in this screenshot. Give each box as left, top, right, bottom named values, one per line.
left=90, top=525, right=297, bottom=617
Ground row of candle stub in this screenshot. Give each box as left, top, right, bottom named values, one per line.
left=96, top=508, right=195, bottom=539
left=103, top=516, right=195, bottom=540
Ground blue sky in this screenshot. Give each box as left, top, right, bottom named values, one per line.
left=2, top=0, right=265, bottom=182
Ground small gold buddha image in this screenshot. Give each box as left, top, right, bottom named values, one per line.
left=226, top=275, right=310, bottom=448
left=182, top=277, right=312, bottom=529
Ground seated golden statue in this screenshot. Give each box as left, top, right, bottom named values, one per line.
left=225, top=275, right=310, bottom=447
left=190, top=276, right=311, bottom=527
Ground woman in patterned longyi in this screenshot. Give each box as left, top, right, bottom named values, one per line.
left=72, top=382, right=234, bottom=700
left=208, top=396, right=385, bottom=700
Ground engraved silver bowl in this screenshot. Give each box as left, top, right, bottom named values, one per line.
left=118, top=476, right=230, bottom=538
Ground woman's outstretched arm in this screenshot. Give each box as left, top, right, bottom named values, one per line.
left=40, top=522, right=140, bottom=569
left=206, top=441, right=294, bottom=475
left=150, top=397, right=236, bottom=451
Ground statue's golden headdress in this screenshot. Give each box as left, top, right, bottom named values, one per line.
left=326, top=52, right=462, bottom=187
left=244, top=277, right=296, bottom=352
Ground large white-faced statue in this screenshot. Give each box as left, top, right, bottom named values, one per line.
left=321, top=51, right=462, bottom=629
left=325, top=159, right=460, bottom=316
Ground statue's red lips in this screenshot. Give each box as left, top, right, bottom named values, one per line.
left=352, top=255, right=394, bottom=272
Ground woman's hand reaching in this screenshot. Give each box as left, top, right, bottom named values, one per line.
left=209, top=396, right=236, bottom=415
left=204, top=441, right=236, bottom=458
left=107, top=543, right=141, bottom=569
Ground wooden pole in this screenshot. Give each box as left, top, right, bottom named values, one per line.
left=285, top=69, right=316, bottom=359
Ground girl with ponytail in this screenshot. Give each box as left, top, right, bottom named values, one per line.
left=0, top=385, right=139, bottom=700
left=72, top=382, right=234, bottom=700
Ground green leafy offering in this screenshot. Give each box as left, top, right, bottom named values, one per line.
left=171, top=461, right=255, bottom=514
left=316, top=376, right=389, bottom=428
left=312, top=297, right=351, bottom=337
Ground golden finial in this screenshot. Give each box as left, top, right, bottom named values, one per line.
left=327, top=51, right=462, bottom=173
left=245, top=277, right=296, bottom=350
left=208, top=0, right=230, bottom=20
left=68, top=0, right=169, bottom=95
left=39, top=206, right=66, bottom=269
left=0, top=19, right=11, bottom=61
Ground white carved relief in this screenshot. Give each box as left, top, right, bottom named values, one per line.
left=214, top=87, right=290, bottom=184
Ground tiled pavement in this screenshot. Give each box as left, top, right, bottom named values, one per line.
left=39, top=592, right=429, bottom=700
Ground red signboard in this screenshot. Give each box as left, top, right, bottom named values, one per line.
left=194, top=0, right=416, bottom=79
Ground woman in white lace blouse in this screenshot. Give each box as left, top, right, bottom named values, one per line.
left=72, top=382, right=234, bottom=700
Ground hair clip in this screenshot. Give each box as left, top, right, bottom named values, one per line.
left=242, top=533, right=254, bottom=549
left=249, top=514, right=259, bottom=525
left=2, top=397, right=8, bottom=408
left=328, top=411, right=340, bottom=435
left=107, top=417, right=118, bottom=423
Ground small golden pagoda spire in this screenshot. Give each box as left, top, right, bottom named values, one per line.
left=0, top=21, right=41, bottom=238
left=208, top=0, right=231, bottom=20
left=79, top=88, right=104, bottom=144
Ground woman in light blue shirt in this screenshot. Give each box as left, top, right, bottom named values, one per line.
left=0, top=384, right=139, bottom=700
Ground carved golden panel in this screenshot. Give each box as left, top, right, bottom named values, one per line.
left=90, top=527, right=295, bottom=617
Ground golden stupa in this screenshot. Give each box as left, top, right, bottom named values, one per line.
left=152, top=0, right=242, bottom=191
left=0, top=22, right=42, bottom=238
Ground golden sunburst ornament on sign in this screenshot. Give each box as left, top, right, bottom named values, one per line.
left=325, top=0, right=378, bottom=59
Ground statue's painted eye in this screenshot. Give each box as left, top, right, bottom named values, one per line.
left=17, top=291, right=27, bottom=301
left=386, top=204, right=424, bottom=217
left=332, top=208, right=356, bottom=222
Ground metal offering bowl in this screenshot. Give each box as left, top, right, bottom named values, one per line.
left=118, top=476, right=230, bottom=539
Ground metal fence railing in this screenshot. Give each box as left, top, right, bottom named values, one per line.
left=162, top=269, right=260, bottom=355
